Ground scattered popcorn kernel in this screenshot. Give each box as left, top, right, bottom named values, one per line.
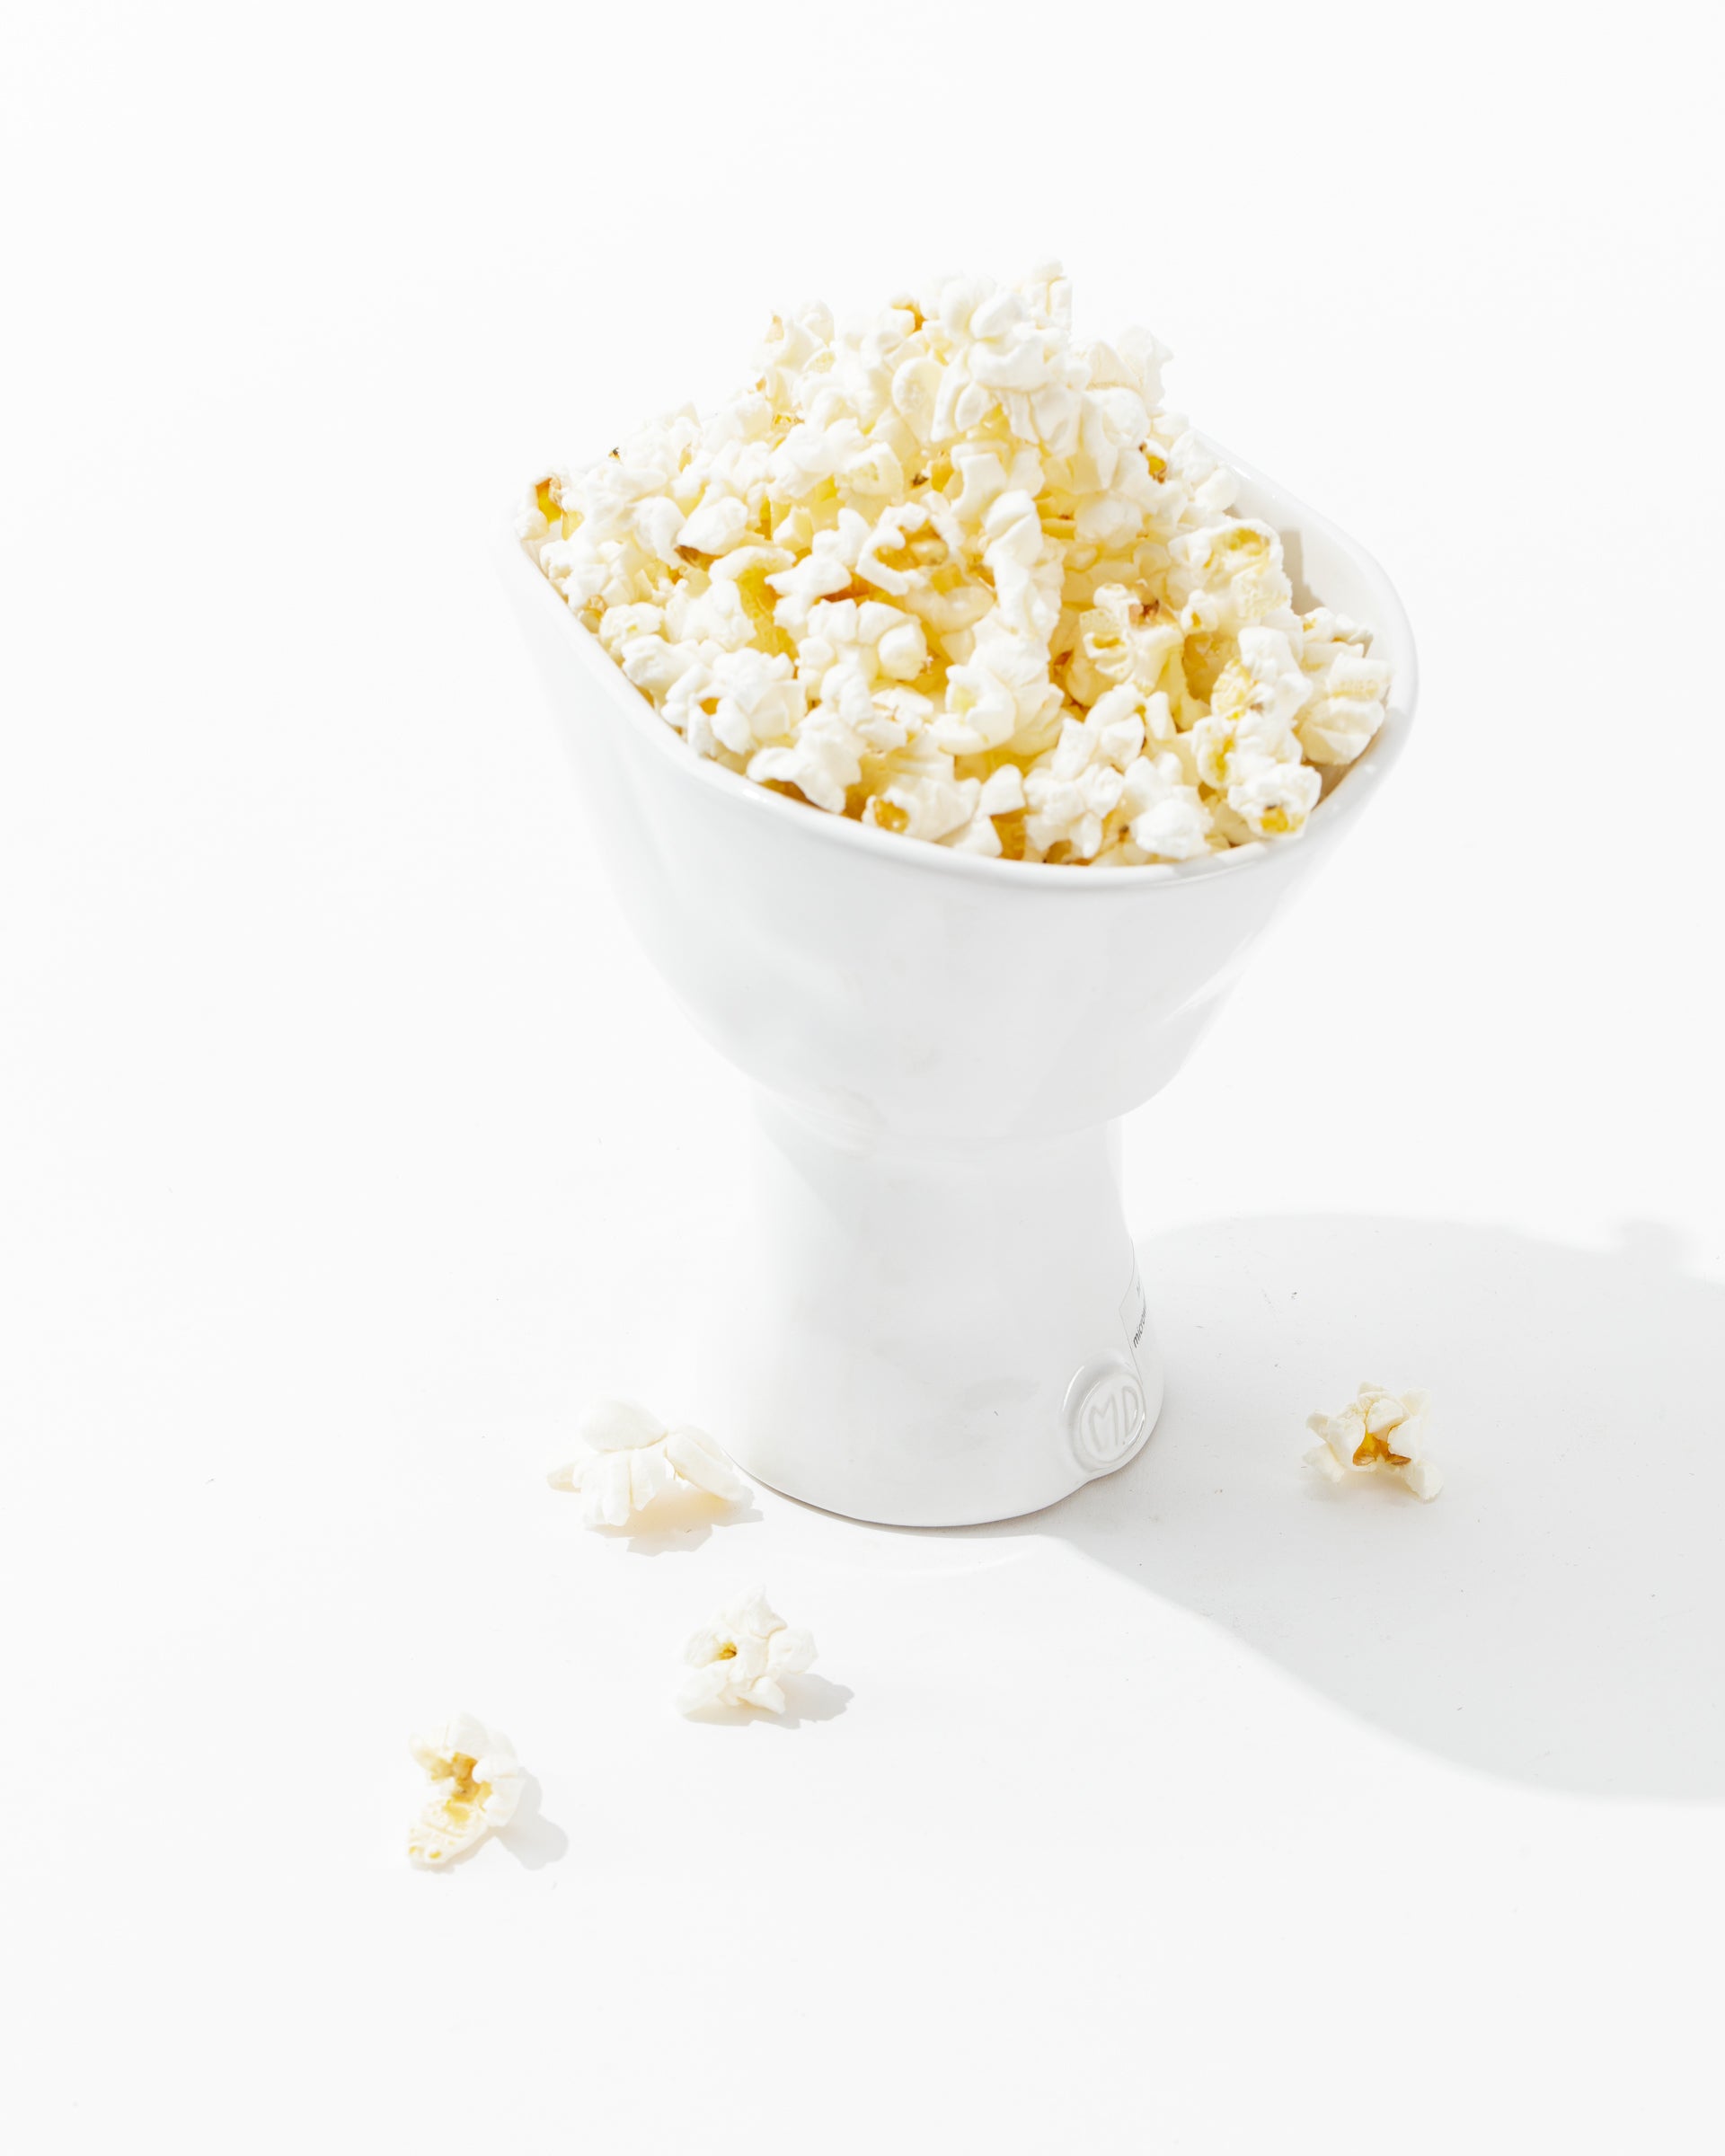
left=523, top=268, right=1393, bottom=867
left=1305, top=1383, right=1443, bottom=1501
left=407, top=1713, right=523, bottom=1867
left=677, top=1587, right=818, bottom=1717
left=549, top=1394, right=751, bottom=1527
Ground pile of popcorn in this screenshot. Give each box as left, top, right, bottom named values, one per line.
left=518, top=264, right=1392, bottom=865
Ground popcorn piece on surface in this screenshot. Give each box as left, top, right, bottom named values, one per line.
left=677, top=1587, right=818, bottom=1717
left=549, top=1394, right=750, bottom=1528
left=1305, top=1383, right=1443, bottom=1501
left=407, top=1712, right=523, bottom=1867
left=523, top=268, right=1393, bottom=868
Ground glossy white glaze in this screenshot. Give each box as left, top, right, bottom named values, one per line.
left=500, top=446, right=1416, bottom=1524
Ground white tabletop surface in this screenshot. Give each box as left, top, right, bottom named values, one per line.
left=5, top=4, right=1723, bottom=2149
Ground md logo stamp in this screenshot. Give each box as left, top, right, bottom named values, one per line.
left=1065, top=1356, right=1149, bottom=1474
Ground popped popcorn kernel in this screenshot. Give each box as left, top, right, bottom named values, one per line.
left=677, top=1587, right=818, bottom=1717
left=407, top=1713, right=524, bottom=1867
left=1305, top=1383, right=1443, bottom=1501
left=549, top=1394, right=751, bottom=1528
left=526, top=268, right=1393, bottom=867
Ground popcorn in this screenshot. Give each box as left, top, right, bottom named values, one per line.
left=550, top=1394, right=750, bottom=1528
left=1305, top=1383, right=1443, bottom=1501
left=677, top=490, right=753, bottom=557
left=707, top=647, right=803, bottom=756
left=1023, top=724, right=1128, bottom=860
left=677, top=1587, right=818, bottom=1717
left=407, top=1713, right=523, bottom=1866
left=749, top=711, right=864, bottom=814
left=862, top=737, right=980, bottom=842
left=1067, top=586, right=1183, bottom=707
left=1168, top=519, right=1294, bottom=634
left=1122, top=750, right=1212, bottom=861
left=1296, top=609, right=1394, bottom=766
left=526, top=268, right=1393, bottom=866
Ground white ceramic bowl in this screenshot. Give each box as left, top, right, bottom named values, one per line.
left=501, top=445, right=1415, bottom=1524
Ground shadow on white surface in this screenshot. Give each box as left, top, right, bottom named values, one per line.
left=681, top=1674, right=854, bottom=1730
left=562, top=1487, right=765, bottom=1556
left=973, top=1215, right=1724, bottom=1801
left=493, top=1775, right=569, bottom=1870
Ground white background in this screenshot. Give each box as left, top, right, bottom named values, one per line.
left=4, top=2, right=1723, bottom=2148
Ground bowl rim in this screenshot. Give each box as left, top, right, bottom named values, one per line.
left=505, top=437, right=1417, bottom=894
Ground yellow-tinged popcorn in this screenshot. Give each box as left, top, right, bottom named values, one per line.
left=1296, top=608, right=1393, bottom=767
left=677, top=1587, right=818, bottom=1718
left=407, top=1713, right=523, bottom=1867
left=522, top=267, right=1393, bottom=866
left=1305, top=1383, right=1443, bottom=1501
